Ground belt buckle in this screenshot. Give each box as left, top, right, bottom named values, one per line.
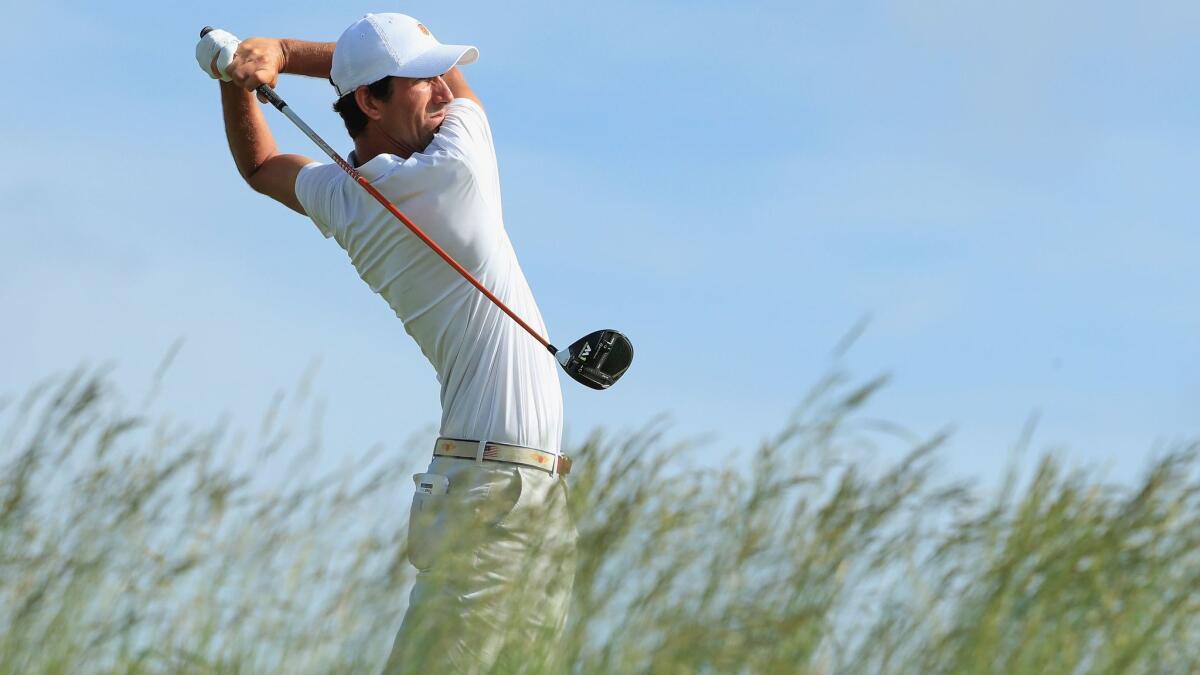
left=555, top=453, right=572, bottom=476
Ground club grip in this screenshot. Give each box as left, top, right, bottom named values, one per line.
left=200, top=26, right=214, bottom=38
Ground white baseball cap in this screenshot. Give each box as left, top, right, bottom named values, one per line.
left=330, top=13, right=479, bottom=98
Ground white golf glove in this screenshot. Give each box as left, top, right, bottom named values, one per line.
left=196, top=29, right=241, bottom=81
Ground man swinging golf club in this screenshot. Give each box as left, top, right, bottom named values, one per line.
left=195, top=13, right=610, bottom=673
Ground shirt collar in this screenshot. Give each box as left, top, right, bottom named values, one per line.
left=347, top=150, right=394, bottom=182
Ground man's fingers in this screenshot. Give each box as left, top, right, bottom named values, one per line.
left=195, top=28, right=239, bottom=81
left=202, top=35, right=283, bottom=97
left=226, top=38, right=284, bottom=93
left=214, top=42, right=238, bottom=81
left=227, top=60, right=258, bottom=89
left=227, top=65, right=278, bottom=97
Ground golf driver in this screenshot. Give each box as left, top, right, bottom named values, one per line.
left=201, top=27, right=633, bottom=390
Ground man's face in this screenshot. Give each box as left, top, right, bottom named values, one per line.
left=375, top=75, right=454, bottom=152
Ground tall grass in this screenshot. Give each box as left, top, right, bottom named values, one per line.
left=1, top=368, right=1197, bottom=673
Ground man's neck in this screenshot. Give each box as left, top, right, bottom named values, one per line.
left=354, top=125, right=425, bottom=165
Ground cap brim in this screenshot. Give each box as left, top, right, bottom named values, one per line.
left=396, top=44, right=479, bottom=78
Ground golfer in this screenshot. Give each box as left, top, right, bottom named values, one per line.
left=197, top=13, right=576, bottom=673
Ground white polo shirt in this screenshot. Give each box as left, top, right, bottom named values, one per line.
left=294, top=98, right=563, bottom=454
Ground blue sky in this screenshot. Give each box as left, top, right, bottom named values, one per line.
left=2, top=1, right=1196, bottom=485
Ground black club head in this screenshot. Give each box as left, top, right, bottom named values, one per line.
left=555, top=330, right=634, bottom=390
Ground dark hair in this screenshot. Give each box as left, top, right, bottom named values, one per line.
left=332, top=77, right=395, bottom=139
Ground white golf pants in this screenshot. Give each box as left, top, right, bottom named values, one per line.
left=383, top=455, right=577, bottom=674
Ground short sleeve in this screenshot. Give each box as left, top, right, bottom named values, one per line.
left=431, top=98, right=495, bottom=167
left=295, top=161, right=345, bottom=239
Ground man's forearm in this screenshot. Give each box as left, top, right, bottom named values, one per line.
left=221, top=82, right=279, bottom=183
left=280, top=39, right=334, bottom=79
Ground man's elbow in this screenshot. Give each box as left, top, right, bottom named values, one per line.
left=247, top=175, right=272, bottom=196
left=235, top=153, right=308, bottom=214
left=243, top=165, right=306, bottom=215
left=243, top=163, right=278, bottom=197
left=239, top=162, right=262, bottom=191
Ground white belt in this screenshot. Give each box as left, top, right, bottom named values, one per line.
left=433, top=437, right=572, bottom=476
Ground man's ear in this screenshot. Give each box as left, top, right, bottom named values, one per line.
left=354, top=86, right=384, bottom=122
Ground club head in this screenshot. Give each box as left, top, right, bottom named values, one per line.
left=555, top=330, right=634, bottom=390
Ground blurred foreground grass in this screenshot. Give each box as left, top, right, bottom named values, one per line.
left=2, top=369, right=1198, bottom=674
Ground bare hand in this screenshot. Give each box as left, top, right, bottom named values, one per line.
left=226, top=38, right=287, bottom=101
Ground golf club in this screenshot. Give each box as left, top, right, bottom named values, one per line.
left=201, top=26, right=633, bottom=390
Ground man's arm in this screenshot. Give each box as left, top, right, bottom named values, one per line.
left=212, top=38, right=335, bottom=214
left=219, top=81, right=310, bottom=214
left=442, top=67, right=482, bottom=109
left=225, top=38, right=335, bottom=90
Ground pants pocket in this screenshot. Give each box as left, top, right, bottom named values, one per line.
left=405, top=463, right=526, bottom=572
left=406, top=491, right=445, bottom=571
left=473, top=464, right=525, bottom=530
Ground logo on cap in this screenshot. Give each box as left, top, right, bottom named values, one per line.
left=417, top=23, right=431, bottom=36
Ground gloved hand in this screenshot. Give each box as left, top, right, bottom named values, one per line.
left=196, top=28, right=241, bottom=81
